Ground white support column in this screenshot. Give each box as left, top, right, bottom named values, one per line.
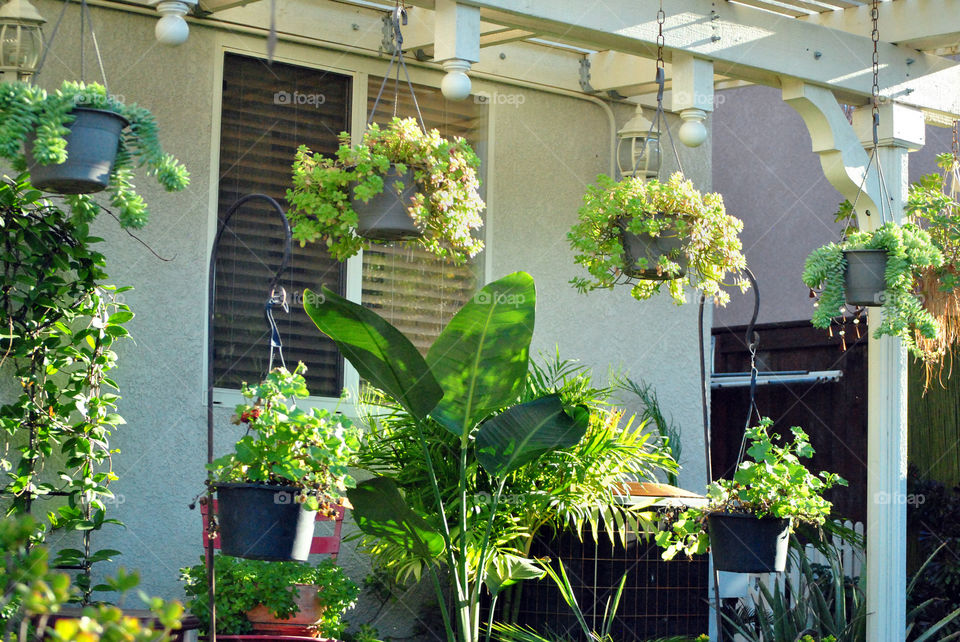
left=671, top=53, right=713, bottom=147
left=852, top=103, right=925, bottom=642
left=784, top=84, right=925, bottom=642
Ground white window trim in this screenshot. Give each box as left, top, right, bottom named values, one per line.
left=206, top=36, right=493, bottom=414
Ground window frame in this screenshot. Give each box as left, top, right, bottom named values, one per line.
left=206, top=37, right=492, bottom=412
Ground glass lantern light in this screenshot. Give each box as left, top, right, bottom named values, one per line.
left=0, top=0, right=45, bottom=81
left=616, top=103, right=661, bottom=180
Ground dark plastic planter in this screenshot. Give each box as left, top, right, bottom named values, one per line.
left=843, top=249, right=887, bottom=307
left=618, top=218, right=687, bottom=280
left=353, top=165, right=421, bottom=241
left=707, top=513, right=790, bottom=573
left=213, top=482, right=317, bottom=562
left=27, top=108, right=128, bottom=195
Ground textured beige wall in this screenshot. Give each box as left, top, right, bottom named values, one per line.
left=19, top=1, right=711, bottom=635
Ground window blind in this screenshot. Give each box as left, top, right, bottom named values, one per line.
left=213, top=53, right=351, bottom=396
left=362, top=78, right=487, bottom=354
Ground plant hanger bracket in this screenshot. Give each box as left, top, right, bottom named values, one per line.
left=368, top=2, right=426, bottom=131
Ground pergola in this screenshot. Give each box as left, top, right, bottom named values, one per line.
left=97, top=0, right=960, bottom=638
left=392, top=3, right=960, bottom=640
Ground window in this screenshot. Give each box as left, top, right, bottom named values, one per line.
left=213, top=53, right=349, bottom=396
left=361, top=78, right=487, bottom=353
left=212, top=53, right=488, bottom=397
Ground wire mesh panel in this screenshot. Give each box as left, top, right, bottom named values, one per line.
left=489, top=518, right=710, bottom=639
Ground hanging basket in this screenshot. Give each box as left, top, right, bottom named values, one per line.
left=843, top=248, right=887, bottom=307
left=353, top=165, right=422, bottom=241
left=617, top=217, right=687, bottom=280
left=707, top=513, right=791, bottom=573
left=26, top=108, right=128, bottom=195
left=213, top=483, right=317, bottom=562
left=246, top=583, right=325, bottom=637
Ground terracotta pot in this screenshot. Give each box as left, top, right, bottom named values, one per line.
left=245, top=584, right=324, bottom=638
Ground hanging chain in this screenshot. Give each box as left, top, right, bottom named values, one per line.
left=953, top=121, right=959, bottom=163
left=656, top=2, right=665, bottom=71
left=871, top=0, right=880, bottom=148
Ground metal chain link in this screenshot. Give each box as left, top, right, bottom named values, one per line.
left=953, top=121, right=959, bottom=162
left=871, top=0, right=880, bottom=147
left=656, top=1, right=665, bottom=69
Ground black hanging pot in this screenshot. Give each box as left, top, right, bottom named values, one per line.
left=26, top=108, right=128, bottom=195
left=353, top=164, right=422, bottom=241
left=707, top=512, right=791, bottom=573
left=617, top=217, right=687, bottom=280
left=843, top=249, right=887, bottom=307
left=213, top=482, right=317, bottom=562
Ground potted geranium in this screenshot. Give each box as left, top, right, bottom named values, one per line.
left=180, top=555, right=359, bottom=638
left=655, top=418, right=846, bottom=573
left=0, top=80, right=190, bottom=228
left=801, top=219, right=942, bottom=359
left=286, top=116, right=485, bottom=262
left=568, top=171, right=749, bottom=304
left=207, top=363, right=360, bottom=562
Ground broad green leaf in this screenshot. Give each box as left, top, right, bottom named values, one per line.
left=347, top=477, right=445, bottom=560
left=484, top=552, right=545, bottom=597
left=475, top=395, right=589, bottom=478
left=426, top=271, right=536, bottom=437
left=304, top=286, right=442, bottom=420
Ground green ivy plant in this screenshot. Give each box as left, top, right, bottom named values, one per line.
left=287, top=117, right=485, bottom=262
left=180, top=555, right=359, bottom=638
left=0, top=80, right=190, bottom=228
left=0, top=174, right=133, bottom=603
left=801, top=220, right=942, bottom=358
left=655, top=418, right=846, bottom=561
left=568, top=172, right=749, bottom=304
left=207, top=363, right=361, bottom=514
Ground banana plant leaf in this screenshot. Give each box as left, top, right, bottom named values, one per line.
left=426, top=271, right=536, bottom=437
left=474, top=394, right=589, bottom=478
left=346, top=477, right=445, bottom=560
left=304, top=286, right=443, bottom=421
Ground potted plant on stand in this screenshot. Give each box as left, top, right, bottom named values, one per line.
left=0, top=80, right=190, bottom=228
left=801, top=219, right=942, bottom=359
left=655, top=418, right=846, bottom=573
left=286, top=116, right=485, bottom=262
left=180, top=555, right=359, bottom=638
left=568, top=171, right=749, bottom=304
left=207, top=364, right=361, bottom=562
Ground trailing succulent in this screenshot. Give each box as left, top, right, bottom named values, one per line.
left=206, top=363, right=361, bottom=515
left=801, top=221, right=942, bottom=358
left=656, top=418, right=846, bottom=561
left=287, top=117, right=485, bottom=261
left=0, top=80, right=189, bottom=228
left=568, top=171, right=748, bottom=304
left=180, top=556, right=359, bottom=637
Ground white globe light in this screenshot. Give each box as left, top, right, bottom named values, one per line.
left=678, top=117, right=708, bottom=147
left=155, top=13, right=188, bottom=45
left=441, top=70, right=472, bottom=101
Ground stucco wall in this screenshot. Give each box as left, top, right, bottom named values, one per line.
left=713, top=84, right=953, bottom=328
left=14, top=0, right=710, bottom=633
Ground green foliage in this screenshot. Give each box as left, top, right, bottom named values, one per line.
left=2, top=515, right=183, bottom=641
left=0, top=174, right=132, bottom=601
left=180, top=555, right=358, bottom=638
left=287, top=117, right=484, bottom=261
left=617, top=376, right=682, bottom=485
left=307, top=272, right=611, bottom=642
left=207, top=363, right=361, bottom=513
left=0, top=81, right=189, bottom=228
left=656, top=418, right=846, bottom=561
left=568, top=172, right=749, bottom=304
left=802, top=221, right=942, bottom=357
left=908, top=153, right=960, bottom=272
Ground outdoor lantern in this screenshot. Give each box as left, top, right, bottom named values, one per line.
left=0, top=0, right=45, bottom=81
left=617, top=103, right=661, bottom=180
